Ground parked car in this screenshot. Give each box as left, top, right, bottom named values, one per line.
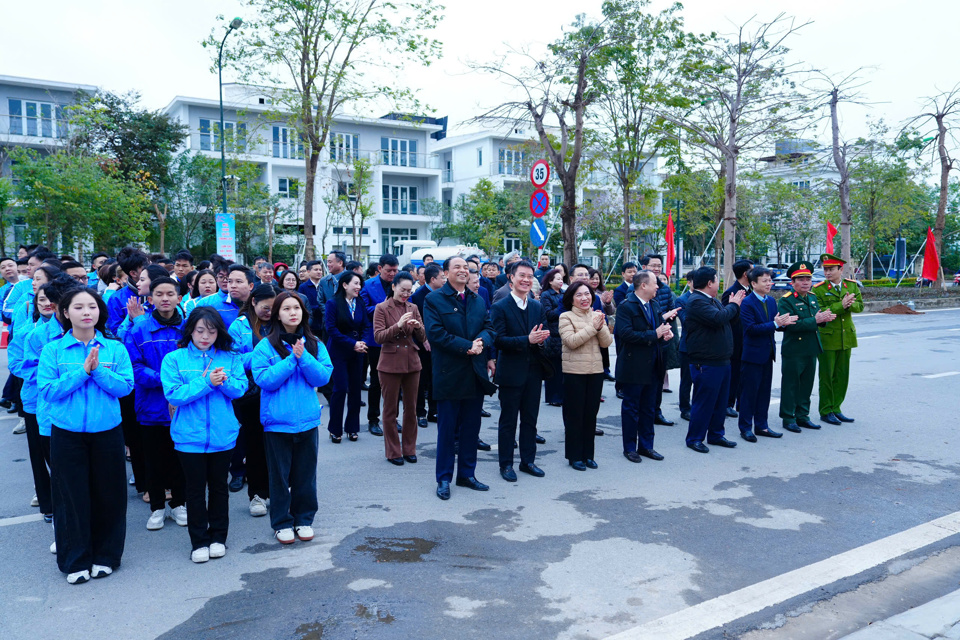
left=767, top=263, right=789, bottom=278
left=771, top=274, right=793, bottom=291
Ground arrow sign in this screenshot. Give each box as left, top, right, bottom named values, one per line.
left=529, top=189, right=549, bottom=218
left=529, top=218, right=547, bottom=247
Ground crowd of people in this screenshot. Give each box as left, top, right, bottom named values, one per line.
left=0, top=243, right=862, bottom=585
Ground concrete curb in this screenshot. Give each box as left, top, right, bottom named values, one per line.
left=862, top=298, right=960, bottom=312
left=838, top=588, right=960, bottom=639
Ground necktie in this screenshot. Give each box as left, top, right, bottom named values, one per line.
left=761, top=298, right=769, bottom=320
left=645, top=302, right=654, bottom=326
left=459, top=292, right=465, bottom=302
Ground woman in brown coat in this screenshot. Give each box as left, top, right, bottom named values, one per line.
left=373, top=271, right=426, bottom=465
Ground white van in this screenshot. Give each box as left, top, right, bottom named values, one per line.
left=394, top=240, right=489, bottom=267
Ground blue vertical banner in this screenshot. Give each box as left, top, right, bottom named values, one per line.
left=215, top=211, right=236, bottom=261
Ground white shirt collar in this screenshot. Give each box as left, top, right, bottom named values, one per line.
left=510, top=292, right=528, bottom=310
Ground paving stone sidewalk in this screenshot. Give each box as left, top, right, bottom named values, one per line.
left=839, top=589, right=960, bottom=639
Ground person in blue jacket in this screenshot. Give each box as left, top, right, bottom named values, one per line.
left=161, top=306, right=246, bottom=564
left=325, top=272, right=367, bottom=443
left=252, top=292, right=333, bottom=545
left=106, top=246, right=149, bottom=336
left=38, top=288, right=134, bottom=585
left=127, top=276, right=189, bottom=532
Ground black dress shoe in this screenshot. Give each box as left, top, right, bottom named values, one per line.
left=417, top=417, right=427, bottom=428
left=547, top=402, right=562, bottom=407
left=228, top=475, right=245, bottom=492
left=638, top=448, right=664, bottom=461
left=783, top=423, right=802, bottom=433
left=584, top=459, right=598, bottom=469
left=387, top=457, right=404, bottom=466
left=624, top=451, right=643, bottom=463
left=680, top=410, right=691, bottom=421
left=362, top=382, right=370, bottom=391
left=707, top=436, right=737, bottom=448
left=7, top=403, right=19, bottom=414
left=663, top=388, right=673, bottom=393
left=616, top=390, right=625, bottom=400
left=535, top=434, right=546, bottom=444
left=348, top=433, right=358, bottom=442
left=477, top=439, right=492, bottom=451
left=519, top=462, right=545, bottom=477
left=500, top=466, right=518, bottom=482
left=687, top=441, right=709, bottom=453
left=368, top=423, right=383, bottom=436
left=595, top=428, right=604, bottom=436
left=403, top=455, right=418, bottom=464
left=569, top=460, right=587, bottom=471
left=820, top=413, right=842, bottom=425
left=725, top=407, right=739, bottom=418
left=0, top=399, right=11, bottom=409
left=455, top=476, right=489, bottom=491
left=437, top=481, right=450, bottom=500
left=360, top=400, right=367, bottom=407
left=756, top=428, right=783, bottom=438
left=480, top=409, right=492, bottom=418
left=604, top=373, right=616, bottom=382
left=428, top=414, right=438, bottom=423
left=654, top=412, right=674, bottom=426
left=741, top=431, right=758, bottom=443
left=835, top=412, right=855, bottom=423
left=797, top=419, right=821, bottom=430
left=329, top=433, right=342, bottom=444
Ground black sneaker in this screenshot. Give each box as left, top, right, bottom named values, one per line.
left=228, top=475, right=245, bottom=493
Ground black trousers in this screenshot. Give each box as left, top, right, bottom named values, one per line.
left=678, top=351, right=692, bottom=412
left=12, top=375, right=23, bottom=414
left=2, top=372, right=13, bottom=400
left=366, top=346, right=383, bottom=424
left=51, top=426, right=127, bottom=574
left=497, top=369, right=543, bottom=468
left=543, top=352, right=564, bottom=404
left=120, top=392, right=146, bottom=492
left=728, top=353, right=742, bottom=408
left=562, top=373, right=603, bottom=462
left=143, top=423, right=186, bottom=512
left=328, top=352, right=364, bottom=436
left=234, top=394, right=270, bottom=499
left=25, top=413, right=52, bottom=514
left=264, top=428, right=319, bottom=531
left=177, top=449, right=232, bottom=550
left=416, top=349, right=435, bottom=418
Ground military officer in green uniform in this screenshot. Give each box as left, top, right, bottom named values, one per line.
left=777, top=261, right=837, bottom=433
left=813, top=253, right=863, bottom=425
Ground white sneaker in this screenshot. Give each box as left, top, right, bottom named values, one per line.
left=91, top=564, right=112, bottom=579
left=30, top=494, right=39, bottom=507
left=66, top=570, right=90, bottom=584
left=50, top=541, right=57, bottom=554
left=209, top=542, right=226, bottom=559
left=294, top=525, right=314, bottom=541
left=191, top=547, right=210, bottom=563
left=249, top=495, right=268, bottom=517
left=171, top=505, right=188, bottom=527
left=147, top=509, right=166, bottom=530
left=275, top=528, right=296, bottom=544
left=12, top=419, right=26, bottom=434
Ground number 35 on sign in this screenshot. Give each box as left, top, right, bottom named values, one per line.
left=530, top=159, right=550, bottom=188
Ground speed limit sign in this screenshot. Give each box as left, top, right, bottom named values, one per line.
left=530, top=159, right=550, bottom=188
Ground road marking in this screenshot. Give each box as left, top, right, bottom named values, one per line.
left=922, top=371, right=960, bottom=379
left=603, top=510, right=960, bottom=640
left=0, top=513, right=43, bottom=528
left=769, top=399, right=780, bottom=406
left=859, top=335, right=884, bottom=340
left=948, top=328, right=960, bottom=332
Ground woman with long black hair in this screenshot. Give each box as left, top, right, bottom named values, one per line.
left=324, top=272, right=367, bottom=443
left=184, top=268, right=218, bottom=315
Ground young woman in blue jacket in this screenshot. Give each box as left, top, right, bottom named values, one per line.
left=37, top=288, right=134, bottom=585
left=324, top=272, right=367, bottom=443
left=252, top=291, right=333, bottom=545
left=161, top=306, right=246, bottom=564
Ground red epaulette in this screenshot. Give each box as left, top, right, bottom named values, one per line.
left=793, top=291, right=799, bottom=297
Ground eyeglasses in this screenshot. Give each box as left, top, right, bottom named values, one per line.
left=72, top=274, right=89, bottom=283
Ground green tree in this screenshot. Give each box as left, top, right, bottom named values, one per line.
left=323, top=156, right=375, bottom=259
left=661, top=168, right=722, bottom=265
left=0, top=171, right=14, bottom=257
left=446, top=179, right=529, bottom=258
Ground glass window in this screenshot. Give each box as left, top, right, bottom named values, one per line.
left=56, top=105, right=67, bottom=139
left=499, top=149, right=524, bottom=175
left=272, top=126, right=303, bottom=159
left=200, top=119, right=212, bottom=151
left=477, top=147, right=483, bottom=167
left=40, top=104, right=53, bottom=138
left=25, top=102, right=38, bottom=137
left=8, top=99, right=22, bottom=135
left=330, top=133, right=359, bottom=163
left=381, top=137, right=416, bottom=166
left=382, top=184, right=419, bottom=215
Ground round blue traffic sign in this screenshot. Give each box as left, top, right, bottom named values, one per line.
left=529, top=218, right=548, bottom=247
left=529, top=189, right=549, bottom=218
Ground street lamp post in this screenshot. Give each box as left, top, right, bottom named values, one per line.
left=218, top=17, right=243, bottom=215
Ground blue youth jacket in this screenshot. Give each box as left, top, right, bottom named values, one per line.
left=127, top=312, right=187, bottom=426
left=251, top=336, right=333, bottom=433
left=106, top=284, right=139, bottom=336
left=195, top=290, right=241, bottom=327
left=21, top=316, right=60, bottom=415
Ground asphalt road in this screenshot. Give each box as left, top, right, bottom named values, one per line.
left=2, top=308, right=960, bottom=640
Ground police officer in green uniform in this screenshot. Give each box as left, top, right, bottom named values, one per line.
left=777, top=261, right=837, bottom=433
left=813, top=253, right=863, bottom=425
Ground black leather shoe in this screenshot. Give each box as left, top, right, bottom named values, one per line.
left=329, top=433, right=342, bottom=444
left=361, top=382, right=370, bottom=391
left=455, top=476, right=489, bottom=491
left=687, top=441, right=709, bottom=453
left=403, top=455, right=417, bottom=464
left=797, top=419, right=821, bottom=430
left=584, top=459, right=598, bottom=469
left=725, top=407, right=739, bottom=418
left=228, top=475, right=245, bottom=492
left=604, top=373, right=616, bottom=382
left=535, top=434, right=546, bottom=444
left=437, top=481, right=450, bottom=500
left=569, top=460, right=587, bottom=471
left=820, top=413, right=842, bottom=425
left=547, top=402, right=562, bottom=407
left=595, top=428, right=604, bottom=436
left=480, top=409, right=492, bottom=418
left=360, top=400, right=367, bottom=407
left=616, top=390, right=625, bottom=400
left=7, top=403, right=19, bottom=414
left=707, top=436, right=737, bottom=448
left=655, top=412, right=674, bottom=426
left=519, top=462, right=545, bottom=477
left=428, top=414, right=438, bottom=423
left=0, top=399, right=11, bottom=409
left=500, top=466, right=518, bottom=482
left=638, top=448, right=664, bottom=461
left=368, top=423, right=383, bottom=436
left=741, top=431, right=758, bottom=443
left=624, top=451, right=643, bottom=463
left=417, top=417, right=427, bottom=428
left=477, top=439, right=492, bottom=451
left=387, top=457, right=404, bottom=466
left=835, top=412, right=855, bottom=423
left=680, top=410, right=691, bottom=421
left=756, top=428, right=783, bottom=438
left=783, top=423, right=802, bottom=433
left=663, top=388, right=673, bottom=393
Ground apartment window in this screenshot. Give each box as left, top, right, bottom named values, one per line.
left=337, top=181, right=358, bottom=203
left=498, top=148, right=524, bottom=175
left=273, top=126, right=305, bottom=159
left=504, top=238, right=522, bottom=253
left=7, top=99, right=66, bottom=138
left=381, top=184, right=419, bottom=215
left=380, top=137, right=418, bottom=167
left=792, top=180, right=811, bottom=190
left=381, top=227, right=418, bottom=255
left=332, top=226, right=369, bottom=235
left=199, top=119, right=246, bottom=152
left=278, top=177, right=299, bottom=198
left=330, top=132, right=360, bottom=164
left=477, top=147, right=483, bottom=167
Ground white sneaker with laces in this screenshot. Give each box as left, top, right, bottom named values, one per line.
left=12, top=418, right=26, bottom=435
left=275, top=528, right=296, bottom=544
left=147, top=509, right=166, bottom=530
left=50, top=541, right=56, bottom=554
left=249, top=495, right=268, bottom=517
left=67, top=570, right=90, bottom=584
left=294, top=525, right=314, bottom=541
left=91, top=564, right=112, bottom=578
left=171, top=505, right=188, bottom=527
left=209, top=542, right=226, bottom=558
left=30, top=494, right=39, bottom=507
left=191, top=547, right=210, bottom=563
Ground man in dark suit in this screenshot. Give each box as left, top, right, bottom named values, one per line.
left=615, top=270, right=677, bottom=462
left=738, top=266, right=796, bottom=441
left=424, top=257, right=497, bottom=500
left=721, top=259, right=754, bottom=417
left=359, top=254, right=399, bottom=435
left=411, top=263, right=444, bottom=428
left=491, top=260, right=551, bottom=482
left=612, top=261, right=637, bottom=306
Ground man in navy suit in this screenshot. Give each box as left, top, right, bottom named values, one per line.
left=615, top=270, right=677, bottom=462
left=612, top=261, right=637, bottom=306
left=738, top=266, right=797, bottom=441
left=424, top=257, right=497, bottom=500
left=491, top=260, right=551, bottom=482
left=411, top=264, right=444, bottom=427
left=359, top=254, right=399, bottom=435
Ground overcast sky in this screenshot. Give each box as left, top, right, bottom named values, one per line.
left=4, top=0, right=958, bottom=162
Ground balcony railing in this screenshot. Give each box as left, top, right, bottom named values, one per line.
left=0, top=113, right=69, bottom=140
left=442, top=169, right=454, bottom=182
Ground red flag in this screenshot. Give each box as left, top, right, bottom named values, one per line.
left=665, top=211, right=676, bottom=277
left=826, top=221, right=839, bottom=255
left=921, top=227, right=941, bottom=282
